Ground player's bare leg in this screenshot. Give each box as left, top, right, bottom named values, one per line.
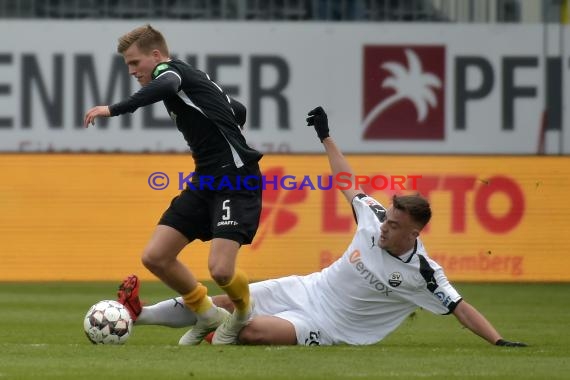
left=208, top=238, right=253, bottom=345
left=141, top=225, right=193, bottom=293
left=238, top=316, right=297, bottom=345
left=141, top=225, right=228, bottom=344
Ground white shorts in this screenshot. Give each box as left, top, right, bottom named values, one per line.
left=250, top=276, right=333, bottom=346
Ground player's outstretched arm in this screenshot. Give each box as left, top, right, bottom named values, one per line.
left=307, top=106, right=359, bottom=204
left=83, top=73, right=179, bottom=127
left=452, top=300, right=527, bottom=347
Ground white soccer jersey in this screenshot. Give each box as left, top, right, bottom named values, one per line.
left=251, top=193, right=462, bottom=345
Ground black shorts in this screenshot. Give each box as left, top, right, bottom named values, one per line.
left=158, top=161, right=262, bottom=245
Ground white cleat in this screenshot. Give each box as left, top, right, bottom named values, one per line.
left=178, top=306, right=231, bottom=345
left=211, top=302, right=254, bottom=345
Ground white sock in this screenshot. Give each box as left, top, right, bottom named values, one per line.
left=136, top=297, right=197, bottom=328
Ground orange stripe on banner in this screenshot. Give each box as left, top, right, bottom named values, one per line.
left=0, top=154, right=569, bottom=282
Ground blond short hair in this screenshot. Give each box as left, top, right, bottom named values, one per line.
left=117, top=24, right=169, bottom=56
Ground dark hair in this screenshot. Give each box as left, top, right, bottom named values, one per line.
left=392, top=194, right=431, bottom=229
left=117, top=24, right=169, bottom=56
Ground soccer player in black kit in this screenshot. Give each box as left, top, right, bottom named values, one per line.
left=83, top=24, right=262, bottom=345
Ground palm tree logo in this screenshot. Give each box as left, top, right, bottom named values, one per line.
left=362, top=49, right=442, bottom=132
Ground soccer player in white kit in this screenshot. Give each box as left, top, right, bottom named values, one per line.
left=118, top=107, right=526, bottom=347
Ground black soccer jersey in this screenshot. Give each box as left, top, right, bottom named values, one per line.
left=109, top=59, right=262, bottom=173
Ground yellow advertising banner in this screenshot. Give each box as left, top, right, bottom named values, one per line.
left=0, top=154, right=567, bottom=282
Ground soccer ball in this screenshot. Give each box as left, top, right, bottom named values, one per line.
left=83, top=300, right=133, bottom=344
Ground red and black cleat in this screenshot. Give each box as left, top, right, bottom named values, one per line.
left=117, top=274, right=142, bottom=321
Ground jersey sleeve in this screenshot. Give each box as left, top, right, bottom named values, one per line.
left=230, top=97, right=247, bottom=128
left=351, top=193, right=387, bottom=226
left=414, top=255, right=462, bottom=314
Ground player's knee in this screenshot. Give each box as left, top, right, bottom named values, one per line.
left=141, top=254, right=157, bottom=272
left=210, top=272, right=233, bottom=286
left=141, top=249, right=165, bottom=273
left=209, top=264, right=233, bottom=286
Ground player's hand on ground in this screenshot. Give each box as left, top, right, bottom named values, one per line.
left=306, top=106, right=330, bottom=142
left=84, top=106, right=111, bottom=128
left=495, top=338, right=527, bottom=347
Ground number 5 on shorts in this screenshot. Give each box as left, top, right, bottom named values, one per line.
left=222, top=199, right=231, bottom=220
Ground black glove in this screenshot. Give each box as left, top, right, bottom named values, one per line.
left=495, top=338, right=527, bottom=347
left=306, top=106, right=330, bottom=142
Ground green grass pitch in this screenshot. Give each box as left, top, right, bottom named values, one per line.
left=0, top=281, right=568, bottom=379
